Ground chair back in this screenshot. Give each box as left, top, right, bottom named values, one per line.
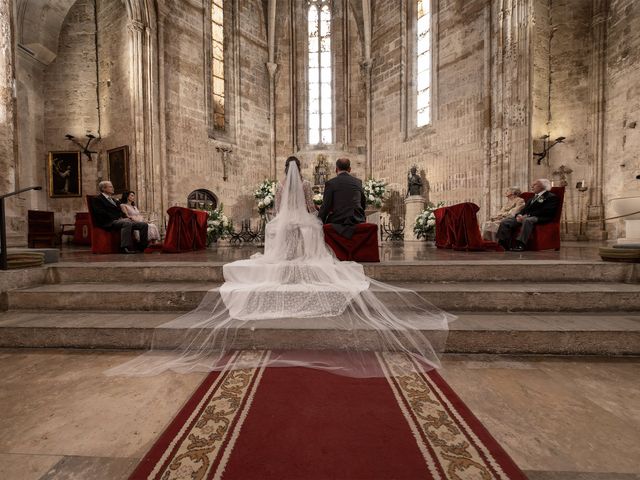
left=85, top=195, right=98, bottom=228
left=27, top=210, right=55, bottom=235
left=520, top=186, right=565, bottom=223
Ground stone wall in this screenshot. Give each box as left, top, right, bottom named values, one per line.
left=163, top=0, right=271, bottom=221
left=371, top=0, right=488, bottom=209
left=605, top=0, right=640, bottom=235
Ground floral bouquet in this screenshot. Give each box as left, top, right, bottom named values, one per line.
left=313, top=193, right=323, bottom=206
left=205, top=205, right=232, bottom=245
left=254, top=179, right=278, bottom=216
left=364, top=179, right=387, bottom=208
left=414, top=201, right=445, bottom=240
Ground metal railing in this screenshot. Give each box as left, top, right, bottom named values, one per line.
left=0, top=186, right=42, bottom=270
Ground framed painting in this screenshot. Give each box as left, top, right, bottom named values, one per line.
left=48, top=151, right=82, bottom=198
left=107, top=146, right=130, bottom=195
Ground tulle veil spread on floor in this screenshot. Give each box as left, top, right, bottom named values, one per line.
left=107, top=163, right=454, bottom=378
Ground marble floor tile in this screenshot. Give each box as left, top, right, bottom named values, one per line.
left=38, top=455, right=139, bottom=480
left=0, top=453, right=61, bottom=480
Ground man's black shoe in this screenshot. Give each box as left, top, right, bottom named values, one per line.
left=510, top=242, right=525, bottom=252
left=122, top=247, right=138, bottom=254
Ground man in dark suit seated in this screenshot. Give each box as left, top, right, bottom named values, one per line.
left=496, top=178, right=559, bottom=251
left=92, top=180, right=149, bottom=253
left=318, top=158, right=367, bottom=239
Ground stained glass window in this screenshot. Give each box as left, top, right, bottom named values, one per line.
left=308, top=0, right=332, bottom=145
left=212, top=0, right=225, bottom=131
left=416, top=0, right=431, bottom=127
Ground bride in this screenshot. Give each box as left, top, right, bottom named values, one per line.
left=108, top=157, right=453, bottom=378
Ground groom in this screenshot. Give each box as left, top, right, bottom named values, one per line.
left=318, top=158, right=367, bottom=238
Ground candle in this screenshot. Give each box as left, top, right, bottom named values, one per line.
left=551, top=181, right=555, bottom=187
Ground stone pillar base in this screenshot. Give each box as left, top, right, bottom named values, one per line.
left=404, top=195, right=425, bottom=242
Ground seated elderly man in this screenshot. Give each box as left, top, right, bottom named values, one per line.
left=496, top=179, right=558, bottom=252
left=481, top=187, right=525, bottom=242
left=91, top=180, right=149, bottom=253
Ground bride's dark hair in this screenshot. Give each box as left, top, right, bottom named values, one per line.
left=284, top=156, right=301, bottom=175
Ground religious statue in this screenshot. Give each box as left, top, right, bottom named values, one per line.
left=407, top=165, right=423, bottom=197
left=313, top=155, right=330, bottom=187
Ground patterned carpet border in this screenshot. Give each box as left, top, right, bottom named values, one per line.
left=129, top=351, right=527, bottom=480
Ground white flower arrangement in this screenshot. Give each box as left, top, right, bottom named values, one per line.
left=414, top=201, right=445, bottom=240
left=313, top=193, right=323, bottom=205
left=254, top=179, right=278, bottom=216
left=203, top=204, right=232, bottom=245
left=364, top=179, right=387, bottom=208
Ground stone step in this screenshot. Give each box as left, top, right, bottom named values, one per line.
left=0, top=311, right=637, bottom=355
left=43, top=261, right=639, bottom=284
left=7, top=281, right=640, bottom=312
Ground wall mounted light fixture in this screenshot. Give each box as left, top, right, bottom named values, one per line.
left=534, top=135, right=566, bottom=165
left=65, top=134, right=98, bottom=161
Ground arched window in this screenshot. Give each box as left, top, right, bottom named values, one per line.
left=211, top=0, right=225, bottom=131
left=416, top=0, right=431, bottom=127
left=308, top=0, right=332, bottom=145
left=187, top=189, right=218, bottom=211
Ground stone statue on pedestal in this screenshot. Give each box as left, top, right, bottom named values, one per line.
left=407, top=166, right=423, bottom=197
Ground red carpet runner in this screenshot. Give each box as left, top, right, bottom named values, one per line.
left=129, top=351, right=527, bottom=480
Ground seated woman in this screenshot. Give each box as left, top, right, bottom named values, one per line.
left=481, top=187, right=525, bottom=242
left=120, top=191, right=161, bottom=244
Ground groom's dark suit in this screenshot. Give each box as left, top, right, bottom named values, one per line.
left=318, top=171, right=367, bottom=239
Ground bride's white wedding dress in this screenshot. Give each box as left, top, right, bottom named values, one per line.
left=107, top=163, right=453, bottom=378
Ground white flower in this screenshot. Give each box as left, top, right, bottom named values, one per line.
left=427, top=219, right=436, bottom=227
left=212, top=220, right=220, bottom=227
left=258, top=201, right=264, bottom=209
left=368, top=195, right=375, bottom=201
left=264, top=196, right=272, bottom=206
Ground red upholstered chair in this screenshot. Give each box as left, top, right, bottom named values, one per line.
left=517, top=186, right=565, bottom=251
left=86, top=195, right=122, bottom=254
left=323, top=223, right=380, bottom=262
left=162, top=207, right=208, bottom=253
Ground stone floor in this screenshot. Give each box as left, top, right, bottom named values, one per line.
left=0, top=350, right=638, bottom=480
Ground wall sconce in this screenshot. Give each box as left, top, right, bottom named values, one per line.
left=65, top=134, right=98, bottom=161
left=534, top=135, right=566, bottom=165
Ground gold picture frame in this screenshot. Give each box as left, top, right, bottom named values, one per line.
left=48, top=151, right=82, bottom=198
left=107, top=145, right=130, bottom=195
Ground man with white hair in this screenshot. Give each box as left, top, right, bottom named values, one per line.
left=496, top=178, right=559, bottom=251
left=91, top=180, right=149, bottom=253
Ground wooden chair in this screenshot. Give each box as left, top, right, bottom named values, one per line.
left=27, top=210, right=58, bottom=248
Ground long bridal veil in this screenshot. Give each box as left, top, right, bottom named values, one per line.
left=107, top=163, right=453, bottom=378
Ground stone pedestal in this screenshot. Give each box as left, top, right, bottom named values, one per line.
left=365, top=208, right=380, bottom=226
left=617, top=220, right=640, bottom=245
left=404, top=195, right=425, bottom=242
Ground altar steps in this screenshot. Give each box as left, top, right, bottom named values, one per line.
left=7, top=281, right=640, bottom=312
left=0, top=310, right=637, bottom=355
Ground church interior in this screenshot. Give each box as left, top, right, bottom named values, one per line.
left=1, top=0, right=639, bottom=479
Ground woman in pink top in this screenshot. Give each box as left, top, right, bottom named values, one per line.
left=120, top=191, right=160, bottom=243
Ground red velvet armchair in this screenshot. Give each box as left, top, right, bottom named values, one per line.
left=323, top=223, right=380, bottom=262
left=517, top=186, right=565, bottom=251
left=86, top=195, right=122, bottom=254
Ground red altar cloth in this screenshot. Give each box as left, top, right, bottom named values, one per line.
left=162, top=207, right=208, bottom=253
left=434, top=202, right=503, bottom=252
left=323, top=223, right=380, bottom=262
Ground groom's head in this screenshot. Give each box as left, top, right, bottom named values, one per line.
left=336, top=158, right=351, bottom=174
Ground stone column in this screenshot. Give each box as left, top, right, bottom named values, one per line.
left=266, top=0, right=278, bottom=178
left=361, top=0, right=373, bottom=178
left=156, top=2, right=169, bottom=231
left=586, top=0, right=608, bottom=240
left=490, top=0, right=533, bottom=214
left=404, top=195, right=425, bottom=242
left=0, top=0, right=16, bottom=196
left=0, top=0, right=23, bottom=245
